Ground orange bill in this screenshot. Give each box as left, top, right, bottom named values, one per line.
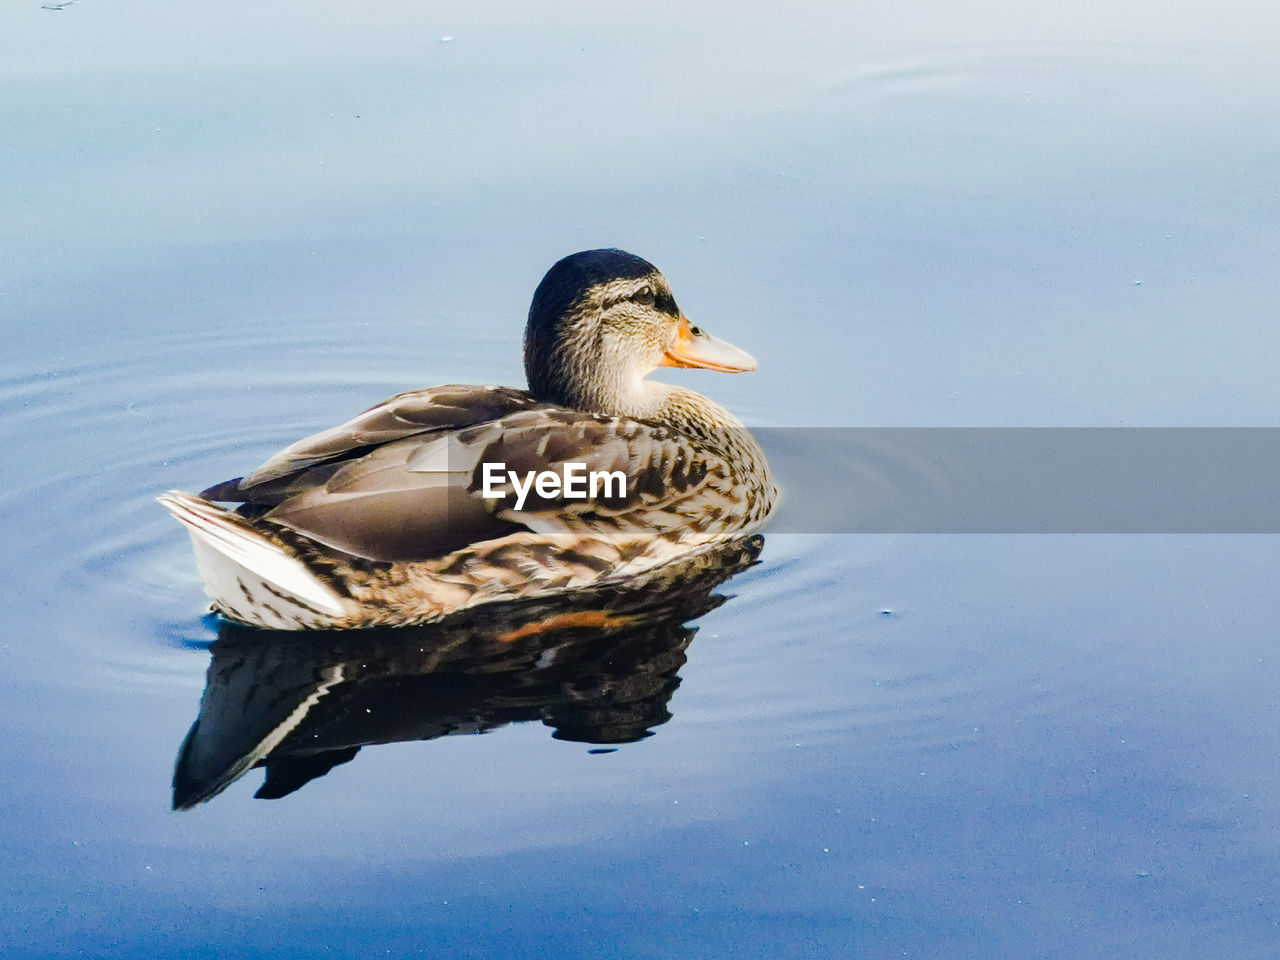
left=660, top=315, right=758, bottom=372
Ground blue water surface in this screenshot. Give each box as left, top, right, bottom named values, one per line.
left=3, top=2, right=1280, bottom=957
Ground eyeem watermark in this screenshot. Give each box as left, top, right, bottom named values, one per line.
left=481, top=462, right=627, bottom=510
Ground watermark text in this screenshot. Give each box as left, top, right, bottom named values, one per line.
left=481, top=462, right=626, bottom=510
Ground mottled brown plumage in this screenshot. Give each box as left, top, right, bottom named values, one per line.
left=159, top=249, right=776, bottom=629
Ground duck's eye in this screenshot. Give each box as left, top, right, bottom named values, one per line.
left=633, top=285, right=655, bottom=306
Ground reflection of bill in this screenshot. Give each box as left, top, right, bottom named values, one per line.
left=172, top=535, right=763, bottom=810
left=480, top=461, right=627, bottom=510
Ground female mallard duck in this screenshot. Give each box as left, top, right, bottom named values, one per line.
left=159, top=249, right=776, bottom=629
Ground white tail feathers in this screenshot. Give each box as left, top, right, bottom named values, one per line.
left=157, top=491, right=350, bottom=628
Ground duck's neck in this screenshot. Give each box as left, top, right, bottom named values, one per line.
left=561, top=377, right=738, bottom=433
left=538, top=371, right=752, bottom=451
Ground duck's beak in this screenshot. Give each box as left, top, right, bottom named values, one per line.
left=660, top=315, right=758, bottom=373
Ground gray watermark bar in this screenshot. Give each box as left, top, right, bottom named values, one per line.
left=757, top=429, right=1280, bottom=533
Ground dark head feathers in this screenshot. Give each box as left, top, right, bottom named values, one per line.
left=525, top=249, right=665, bottom=404
left=527, top=249, right=658, bottom=335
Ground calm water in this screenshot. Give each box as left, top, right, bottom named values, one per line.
left=4, top=2, right=1280, bottom=957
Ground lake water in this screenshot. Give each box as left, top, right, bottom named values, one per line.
left=4, top=2, right=1280, bottom=957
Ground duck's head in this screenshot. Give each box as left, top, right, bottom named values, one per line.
left=524, top=249, right=757, bottom=417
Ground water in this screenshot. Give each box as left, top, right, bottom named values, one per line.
left=4, top=2, right=1280, bottom=957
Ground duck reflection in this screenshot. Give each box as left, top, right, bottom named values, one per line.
left=173, top=535, right=763, bottom=809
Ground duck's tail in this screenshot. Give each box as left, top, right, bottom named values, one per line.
left=157, top=491, right=352, bottom=630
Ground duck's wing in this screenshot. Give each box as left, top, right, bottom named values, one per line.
left=203, top=385, right=541, bottom=502
left=256, top=408, right=753, bottom=563
left=475, top=410, right=743, bottom=536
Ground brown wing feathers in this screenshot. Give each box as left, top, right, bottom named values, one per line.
left=199, top=386, right=750, bottom=567
left=234, top=385, right=540, bottom=491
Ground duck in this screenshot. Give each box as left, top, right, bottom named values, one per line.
left=158, top=248, right=777, bottom=630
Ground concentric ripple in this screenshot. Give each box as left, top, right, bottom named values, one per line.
left=0, top=309, right=504, bottom=686
left=3, top=309, right=1078, bottom=760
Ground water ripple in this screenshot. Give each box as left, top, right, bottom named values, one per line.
left=0, top=312, right=1056, bottom=766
